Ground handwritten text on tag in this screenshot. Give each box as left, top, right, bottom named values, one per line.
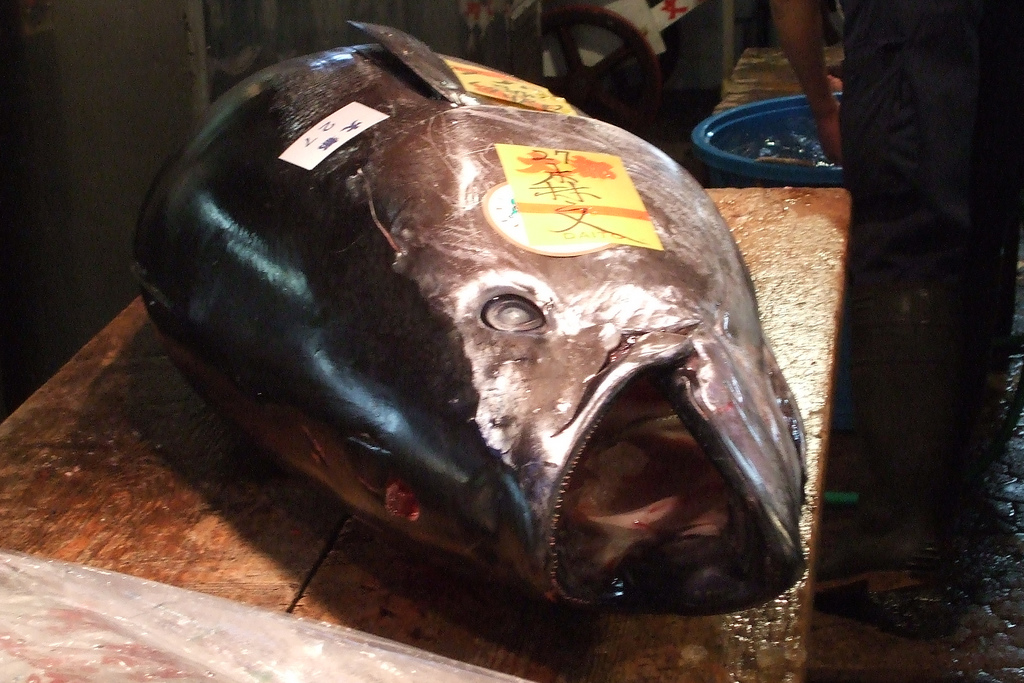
left=279, top=102, right=389, bottom=170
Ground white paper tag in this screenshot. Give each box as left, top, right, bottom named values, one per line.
left=278, top=102, right=389, bottom=170
left=651, top=0, right=703, bottom=31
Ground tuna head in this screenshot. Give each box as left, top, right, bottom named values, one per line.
left=369, top=107, right=806, bottom=613
left=134, top=33, right=804, bottom=615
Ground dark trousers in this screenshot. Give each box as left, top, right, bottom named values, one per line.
left=840, top=0, right=1024, bottom=445
left=842, top=0, right=1023, bottom=284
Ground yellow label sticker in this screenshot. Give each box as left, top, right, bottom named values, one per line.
left=492, top=144, right=663, bottom=254
left=443, top=59, right=577, bottom=115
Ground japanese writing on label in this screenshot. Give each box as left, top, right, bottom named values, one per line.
left=459, top=0, right=495, bottom=33
left=443, top=59, right=576, bottom=115
left=651, top=0, right=704, bottom=30
left=278, top=102, right=389, bottom=170
left=493, top=143, right=663, bottom=252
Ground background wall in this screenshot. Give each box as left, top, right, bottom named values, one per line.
left=1, top=0, right=22, bottom=417
left=1, top=0, right=200, bottom=416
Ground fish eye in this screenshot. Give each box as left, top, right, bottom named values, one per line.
left=481, top=294, right=545, bottom=332
left=722, top=307, right=760, bottom=347
left=723, top=312, right=737, bottom=339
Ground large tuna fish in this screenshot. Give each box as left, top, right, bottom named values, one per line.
left=135, top=23, right=805, bottom=614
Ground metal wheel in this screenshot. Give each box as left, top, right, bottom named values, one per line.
left=541, top=4, right=663, bottom=130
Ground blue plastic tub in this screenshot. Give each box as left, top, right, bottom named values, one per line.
left=691, top=94, right=843, bottom=188
left=693, top=94, right=853, bottom=430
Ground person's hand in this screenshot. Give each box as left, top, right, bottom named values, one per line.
left=811, top=96, right=842, bottom=163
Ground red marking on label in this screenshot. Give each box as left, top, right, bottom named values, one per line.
left=568, top=154, right=616, bottom=179
left=464, top=0, right=482, bottom=20
left=661, top=0, right=689, bottom=20
left=385, top=479, right=421, bottom=521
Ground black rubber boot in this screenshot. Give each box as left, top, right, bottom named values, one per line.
left=816, top=282, right=964, bottom=585
left=814, top=282, right=967, bottom=638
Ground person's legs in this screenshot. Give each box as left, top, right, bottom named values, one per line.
left=819, top=0, right=981, bottom=584
left=842, top=0, right=981, bottom=286
left=818, top=283, right=963, bottom=582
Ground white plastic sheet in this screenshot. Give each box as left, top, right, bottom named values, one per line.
left=0, top=551, right=530, bottom=682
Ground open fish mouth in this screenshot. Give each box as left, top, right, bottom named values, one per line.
left=549, top=333, right=805, bottom=613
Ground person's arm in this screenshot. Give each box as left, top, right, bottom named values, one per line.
left=769, top=0, right=842, bottom=162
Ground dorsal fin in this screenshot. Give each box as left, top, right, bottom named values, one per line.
left=349, top=22, right=478, bottom=106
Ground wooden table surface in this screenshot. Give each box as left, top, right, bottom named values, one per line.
left=0, top=187, right=849, bottom=682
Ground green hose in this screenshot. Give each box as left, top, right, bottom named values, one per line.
left=823, top=490, right=859, bottom=506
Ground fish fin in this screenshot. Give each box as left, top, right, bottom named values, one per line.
left=348, top=22, right=477, bottom=106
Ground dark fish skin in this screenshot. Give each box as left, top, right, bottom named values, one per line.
left=135, top=24, right=806, bottom=614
